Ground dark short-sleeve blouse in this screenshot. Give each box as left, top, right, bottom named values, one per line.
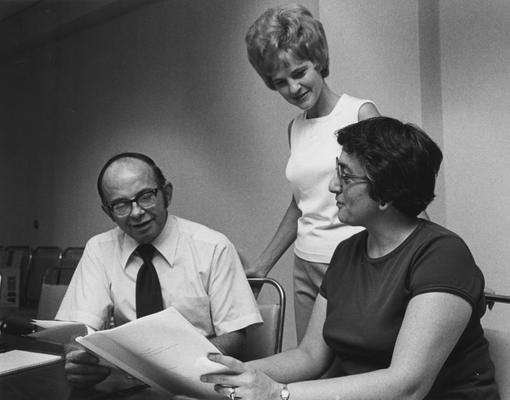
left=320, top=220, right=499, bottom=399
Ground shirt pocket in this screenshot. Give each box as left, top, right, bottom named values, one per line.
left=171, top=296, right=213, bottom=337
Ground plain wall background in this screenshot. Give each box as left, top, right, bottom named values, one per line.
left=1, top=0, right=510, bottom=346
left=438, top=0, right=510, bottom=330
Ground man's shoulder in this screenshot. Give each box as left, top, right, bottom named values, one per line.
left=174, top=216, right=231, bottom=246
left=86, top=226, right=123, bottom=248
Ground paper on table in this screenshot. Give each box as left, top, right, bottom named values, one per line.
left=76, top=307, right=230, bottom=399
left=29, top=319, right=88, bottom=344
left=32, top=319, right=84, bottom=329
left=0, top=350, right=61, bottom=376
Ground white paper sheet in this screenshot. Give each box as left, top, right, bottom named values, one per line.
left=0, top=350, right=61, bottom=375
left=32, top=319, right=84, bottom=329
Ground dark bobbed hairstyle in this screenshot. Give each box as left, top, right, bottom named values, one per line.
left=337, top=117, right=443, bottom=217
left=245, top=3, right=329, bottom=90
left=97, top=152, right=167, bottom=206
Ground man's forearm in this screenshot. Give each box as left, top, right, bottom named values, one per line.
left=209, top=330, right=246, bottom=358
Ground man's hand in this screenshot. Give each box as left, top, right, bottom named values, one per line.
left=64, top=347, right=111, bottom=388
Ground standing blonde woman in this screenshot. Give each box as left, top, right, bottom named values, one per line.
left=244, top=4, right=379, bottom=342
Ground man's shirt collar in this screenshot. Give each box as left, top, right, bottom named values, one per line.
left=119, top=215, right=179, bottom=269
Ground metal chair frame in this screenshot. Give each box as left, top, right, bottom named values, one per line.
left=246, top=277, right=286, bottom=357
left=4, top=245, right=32, bottom=306
left=25, top=246, right=62, bottom=306
left=60, top=246, right=84, bottom=269
left=36, top=266, right=73, bottom=320
left=42, top=266, right=76, bottom=285
left=483, top=291, right=510, bottom=399
left=485, top=293, right=510, bottom=306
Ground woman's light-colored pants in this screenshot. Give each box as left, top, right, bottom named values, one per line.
left=293, top=255, right=328, bottom=344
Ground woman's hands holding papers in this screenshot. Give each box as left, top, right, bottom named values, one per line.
left=64, top=346, right=111, bottom=388
left=201, top=353, right=281, bottom=400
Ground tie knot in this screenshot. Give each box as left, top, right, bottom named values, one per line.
left=136, top=244, right=156, bottom=263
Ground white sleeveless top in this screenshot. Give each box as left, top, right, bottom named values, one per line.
left=285, top=94, right=375, bottom=263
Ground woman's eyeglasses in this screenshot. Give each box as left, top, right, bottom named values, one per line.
left=335, top=157, right=371, bottom=186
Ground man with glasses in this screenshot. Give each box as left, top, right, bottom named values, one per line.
left=56, top=152, right=262, bottom=387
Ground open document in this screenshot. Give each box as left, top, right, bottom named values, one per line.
left=76, top=307, right=230, bottom=399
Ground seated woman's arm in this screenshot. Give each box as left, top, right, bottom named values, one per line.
left=202, top=294, right=334, bottom=396
left=248, top=294, right=334, bottom=382
left=202, top=291, right=471, bottom=400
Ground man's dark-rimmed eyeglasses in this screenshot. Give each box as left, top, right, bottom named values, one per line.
left=108, top=188, right=159, bottom=217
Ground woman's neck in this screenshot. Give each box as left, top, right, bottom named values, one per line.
left=365, top=215, right=420, bottom=259
left=306, top=83, right=339, bottom=119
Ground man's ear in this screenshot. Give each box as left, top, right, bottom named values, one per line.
left=101, top=204, right=116, bottom=222
left=163, top=182, right=173, bottom=208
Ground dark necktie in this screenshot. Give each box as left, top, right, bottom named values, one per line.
left=135, top=244, right=163, bottom=318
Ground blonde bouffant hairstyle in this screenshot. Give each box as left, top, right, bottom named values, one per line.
left=245, top=4, right=330, bottom=90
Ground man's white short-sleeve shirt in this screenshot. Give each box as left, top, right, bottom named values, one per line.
left=56, top=215, right=262, bottom=335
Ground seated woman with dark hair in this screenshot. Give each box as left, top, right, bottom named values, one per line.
left=201, top=116, right=500, bottom=400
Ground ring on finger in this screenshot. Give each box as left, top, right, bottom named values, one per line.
left=227, top=387, right=238, bottom=400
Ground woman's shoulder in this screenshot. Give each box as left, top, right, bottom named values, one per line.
left=410, top=220, right=474, bottom=261
left=337, top=93, right=375, bottom=108
left=334, top=93, right=378, bottom=120
left=417, top=219, right=464, bottom=242
left=330, top=229, right=367, bottom=260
